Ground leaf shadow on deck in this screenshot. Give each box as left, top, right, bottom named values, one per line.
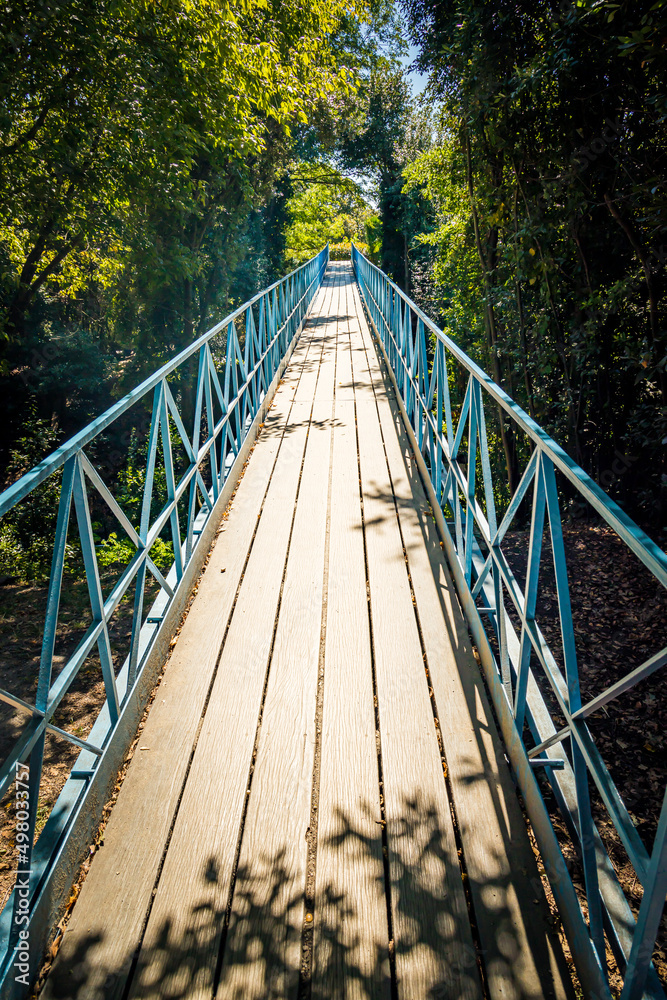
left=44, top=287, right=571, bottom=1000
left=379, top=399, right=573, bottom=1000
left=45, top=783, right=567, bottom=1000
left=306, top=315, right=353, bottom=328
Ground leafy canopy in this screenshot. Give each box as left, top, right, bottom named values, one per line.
left=284, top=164, right=375, bottom=265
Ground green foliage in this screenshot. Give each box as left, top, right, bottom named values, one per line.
left=0, top=0, right=368, bottom=584
left=337, top=64, right=435, bottom=293
left=304, top=0, right=408, bottom=157
left=403, top=140, right=482, bottom=345
left=0, top=408, right=64, bottom=581
left=364, top=214, right=383, bottom=262
left=0, top=0, right=355, bottom=350
left=401, top=0, right=667, bottom=524
left=97, top=533, right=173, bottom=572
left=112, top=428, right=167, bottom=527
left=284, top=164, right=374, bottom=266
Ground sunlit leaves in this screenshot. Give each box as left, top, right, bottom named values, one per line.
left=0, top=0, right=354, bottom=335
left=283, top=162, right=372, bottom=265
left=401, top=0, right=667, bottom=520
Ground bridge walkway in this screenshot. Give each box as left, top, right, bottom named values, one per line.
left=44, top=263, right=572, bottom=1000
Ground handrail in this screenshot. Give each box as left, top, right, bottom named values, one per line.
left=0, top=244, right=329, bottom=993
left=1, top=254, right=329, bottom=516
left=352, top=242, right=667, bottom=1000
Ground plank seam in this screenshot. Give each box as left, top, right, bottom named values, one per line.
left=352, top=278, right=492, bottom=997
left=297, top=268, right=339, bottom=1000
left=346, top=273, right=399, bottom=1000
left=118, top=301, right=323, bottom=1000
left=211, top=265, right=337, bottom=998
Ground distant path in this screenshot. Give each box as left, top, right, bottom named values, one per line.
left=43, top=264, right=572, bottom=1000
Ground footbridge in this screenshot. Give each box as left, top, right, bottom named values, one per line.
left=0, top=248, right=666, bottom=1000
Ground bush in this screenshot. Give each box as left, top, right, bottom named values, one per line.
left=97, top=532, right=174, bottom=572
left=0, top=409, right=63, bottom=582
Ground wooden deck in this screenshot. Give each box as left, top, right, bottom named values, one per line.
left=44, top=264, right=572, bottom=1000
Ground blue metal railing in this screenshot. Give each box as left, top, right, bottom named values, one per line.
left=352, top=243, right=667, bottom=1000
left=0, top=244, right=328, bottom=993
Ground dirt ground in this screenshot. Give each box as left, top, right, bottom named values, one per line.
left=500, top=522, right=667, bottom=990
left=0, top=567, right=158, bottom=910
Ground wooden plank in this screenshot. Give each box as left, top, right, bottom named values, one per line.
left=312, top=391, right=391, bottom=1000
left=352, top=297, right=483, bottom=995
left=126, top=400, right=313, bottom=1000
left=311, top=269, right=390, bottom=999
left=42, top=315, right=325, bottom=1000
left=332, top=299, right=354, bottom=400
left=289, top=267, right=338, bottom=404
left=217, top=276, right=339, bottom=997
left=344, top=272, right=378, bottom=404
left=352, top=277, right=572, bottom=999
left=122, top=288, right=335, bottom=998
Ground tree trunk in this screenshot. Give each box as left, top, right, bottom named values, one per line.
left=604, top=193, right=667, bottom=406
left=464, top=127, right=519, bottom=494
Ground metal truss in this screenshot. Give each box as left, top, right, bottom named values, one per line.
left=0, top=246, right=329, bottom=992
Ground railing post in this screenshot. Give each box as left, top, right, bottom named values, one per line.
left=513, top=455, right=547, bottom=731
left=543, top=455, right=606, bottom=970
left=72, top=455, right=121, bottom=723
left=621, top=790, right=667, bottom=1000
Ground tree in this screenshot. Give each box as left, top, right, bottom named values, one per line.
left=284, top=164, right=374, bottom=264
left=400, top=0, right=667, bottom=523
left=338, top=64, right=434, bottom=290
left=0, top=0, right=355, bottom=461
left=0, top=0, right=352, bottom=342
